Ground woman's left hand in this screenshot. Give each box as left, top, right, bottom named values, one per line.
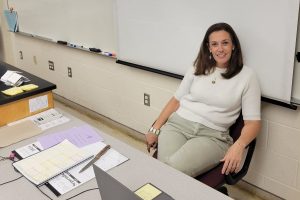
left=220, top=141, right=245, bottom=175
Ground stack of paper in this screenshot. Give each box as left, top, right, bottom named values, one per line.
left=0, top=70, right=30, bottom=86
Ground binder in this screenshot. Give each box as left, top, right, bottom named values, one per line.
left=12, top=140, right=92, bottom=186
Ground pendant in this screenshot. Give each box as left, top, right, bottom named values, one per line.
left=212, top=80, right=216, bottom=84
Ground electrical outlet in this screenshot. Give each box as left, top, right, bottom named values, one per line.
left=19, top=51, right=23, bottom=60
left=67, top=67, right=72, bottom=78
left=33, top=56, right=37, bottom=65
left=48, top=60, right=54, bottom=71
left=144, top=93, right=150, bottom=106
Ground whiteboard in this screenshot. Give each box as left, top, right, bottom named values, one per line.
left=292, top=20, right=300, bottom=104
left=10, top=0, right=116, bottom=53
left=116, top=0, right=300, bottom=103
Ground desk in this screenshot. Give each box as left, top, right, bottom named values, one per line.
left=0, top=61, right=56, bottom=126
left=0, top=109, right=232, bottom=200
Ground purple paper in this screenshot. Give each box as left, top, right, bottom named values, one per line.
left=38, top=125, right=104, bottom=149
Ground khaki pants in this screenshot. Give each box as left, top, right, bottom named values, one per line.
left=158, top=113, right=233, bottom=177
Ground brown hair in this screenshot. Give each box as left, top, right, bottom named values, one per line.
left=194, top=22, right=243, bottom=79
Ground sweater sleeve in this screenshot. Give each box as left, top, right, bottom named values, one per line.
left=174, top=66, right=195, bottom=100
left=242, top=70, right=261, bottom=120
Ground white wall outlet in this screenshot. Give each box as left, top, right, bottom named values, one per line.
left=68, top=67, right=72, bottom=78
left=48, top=60, right=54, bottom=71
left=144, top=93, right=150, bottom=106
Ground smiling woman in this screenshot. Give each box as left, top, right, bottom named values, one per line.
left=145, top=22, right=261, bottom=178
left=209, top=31, right=234, bottom=68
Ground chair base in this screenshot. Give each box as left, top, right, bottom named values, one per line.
left=217, top=186, right=228, bottom=196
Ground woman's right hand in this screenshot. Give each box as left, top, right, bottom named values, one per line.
left=145, top=133, right=158, bottom=152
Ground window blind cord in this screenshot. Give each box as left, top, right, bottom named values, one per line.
left=65, top=188, right=99, bottom=200
left=36, top=186, right=99, bottom=200
left=0, top=156, right=9, bottom=161
left=1, top=152, right=16, bottom=162
left=36, top=186, right=54, bottom=200
left=6, top=0, right=10, bottom=10
left=0, top=175, right=23, bottom=186
left=0, top=159, right=23, bottom=186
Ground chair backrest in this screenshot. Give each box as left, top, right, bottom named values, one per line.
left=195, top=112, right=256, bottom=188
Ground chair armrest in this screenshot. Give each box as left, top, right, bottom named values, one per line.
left=225, top=139, right=256, bottom=185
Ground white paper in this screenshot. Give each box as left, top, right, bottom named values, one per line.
left=29, top=95, right=49, bottom=113
left=14, top=142, right=44, bottom=158
left=8, top=109, right=70, bottom=130
left=0, top=70, right=29, bottom=86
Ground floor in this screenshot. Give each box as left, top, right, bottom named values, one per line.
left=55, top=99, right=270, bottom=200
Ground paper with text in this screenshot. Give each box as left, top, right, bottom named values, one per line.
left=13, top=140, right=91, bottom=185
left=38, top=124, right=103, bottom=149
left=47, top=141, right=129, bottom=196
left=8, top=109, right=70, bottom=130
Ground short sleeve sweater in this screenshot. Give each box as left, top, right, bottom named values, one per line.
left=174, top=65, right=261, bottom=131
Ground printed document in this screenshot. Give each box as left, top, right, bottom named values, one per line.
left=13, top=140, right=91, bottom=186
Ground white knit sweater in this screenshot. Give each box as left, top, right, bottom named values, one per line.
left=175, top=65, right=261, bottom=131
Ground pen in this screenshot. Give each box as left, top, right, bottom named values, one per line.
left=78, top=144, right=111, bottom=173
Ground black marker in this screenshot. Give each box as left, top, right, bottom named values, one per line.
left=57, top=40, right=68, bottom=45
left=89, top=48, right=102, bottom=53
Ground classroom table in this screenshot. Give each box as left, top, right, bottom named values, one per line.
left=0, top=108, right=232, bottom=200
left=0, top=61, right=56, bottom=126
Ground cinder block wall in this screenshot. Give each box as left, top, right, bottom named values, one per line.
left=1, top=8, right=300, bottom=200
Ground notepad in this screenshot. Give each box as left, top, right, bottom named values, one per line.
left=20, top=84, right=39, bottom=91
left=2, top=84, right=39, bottom=96
left=1, top=87, right=24, bottom=95
left=13, top=140, right=92, bottom=186
left=135, top=183, right=162, bottom=200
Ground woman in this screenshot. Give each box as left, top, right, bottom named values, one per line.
left=145, top=22, right=261, bottom=177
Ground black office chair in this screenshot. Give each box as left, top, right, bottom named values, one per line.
left=151, top=113, right=256, bottom=196
left=194, top=113, right=256, bottom=195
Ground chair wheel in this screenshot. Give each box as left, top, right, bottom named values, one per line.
left=217, top=186, right=228, bottom=195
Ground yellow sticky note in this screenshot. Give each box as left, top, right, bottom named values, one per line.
left=20, top=84, right=38, bottom=91
left=135, top=183, right=162, bottom=200
left=2, top=87, right=23, bottom=96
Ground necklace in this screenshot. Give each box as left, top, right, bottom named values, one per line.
left=211, top=67, right=226, bottom=84
left=212, top=78, right=216, bottom=84
left=212, top=76, right=217, bottom=84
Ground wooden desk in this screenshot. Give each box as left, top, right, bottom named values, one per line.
left=0, top=61, right=56, bottom=126
left=0, top=109, right=232, bottom=200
